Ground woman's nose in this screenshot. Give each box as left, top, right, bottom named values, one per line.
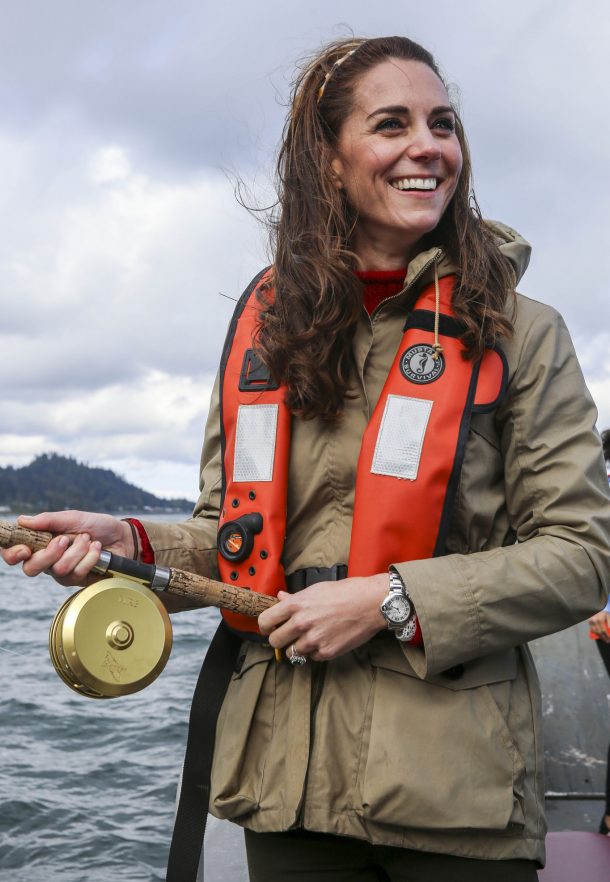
left=406, top=126, right=442, bottom=162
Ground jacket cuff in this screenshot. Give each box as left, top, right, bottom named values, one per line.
left=392, top=554, right=481, bottom=678
left=138, top=518, right=220, bottom=580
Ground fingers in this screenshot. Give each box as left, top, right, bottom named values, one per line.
left=16, top=511, right=129, bottom=557
left=47, top=534, right=102, bottom=583
left=1, top=544, right=33, bottom=566
left=18, top=512, right=62, bottom=532
left=20, top=532, right=101, bottom=587
left=260, top=575, right=389, bottom=662
left=258, top=592, right=315, bottom=652
left=19, top=534, right=70, bottom=577
left=18, top=510, right=83, bottom=536
left=258, top=591, right=294, bottom=637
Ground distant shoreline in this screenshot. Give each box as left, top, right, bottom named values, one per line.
left=0, top=454, right=196, bottom=515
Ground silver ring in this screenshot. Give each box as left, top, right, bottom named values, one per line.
left=287, top=644, right=307, bottom=665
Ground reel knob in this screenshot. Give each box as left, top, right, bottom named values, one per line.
left=49, top=576, right=173, bottom=699
left=106, top=621, right=135, bottom=650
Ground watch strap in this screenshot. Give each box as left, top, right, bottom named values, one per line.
left=388, top=568, right=420, bottom=643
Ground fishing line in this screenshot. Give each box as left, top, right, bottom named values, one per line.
left=218, top=291, right=261, bottom=310
left=0, top=644, right=32, bottom=659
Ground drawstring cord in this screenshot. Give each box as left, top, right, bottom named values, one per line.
left=432, top=263, right=443, bottom=361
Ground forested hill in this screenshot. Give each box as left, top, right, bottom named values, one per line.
left=0, top=454, right=195, bottom=514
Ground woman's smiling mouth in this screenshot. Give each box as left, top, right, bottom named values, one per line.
left=389, top=177, right=438, bottom=191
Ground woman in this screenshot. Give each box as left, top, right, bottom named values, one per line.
left=4, top=36, right=610, bottom=882
left=588, top=428, right=610, bottom=837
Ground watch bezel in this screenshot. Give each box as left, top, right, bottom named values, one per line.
left=380, top=593, right=411, bottom=624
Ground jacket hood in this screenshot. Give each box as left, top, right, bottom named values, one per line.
left=484, top=220, right=531, bottom=286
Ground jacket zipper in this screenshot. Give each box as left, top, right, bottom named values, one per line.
left=369, top=249, right=442, bottom=323
left=359, top=250, right=442, bottom=416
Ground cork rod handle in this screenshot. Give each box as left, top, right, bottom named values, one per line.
left=0, top=519, right=277, bottom=618
left=0, top=521, right=53, bottom=553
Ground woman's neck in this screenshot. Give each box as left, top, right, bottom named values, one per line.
left=352, top=229, right=416, bottom=271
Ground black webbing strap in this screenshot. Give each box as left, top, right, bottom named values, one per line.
left=285, top=564, right=348, bottom=593
left=166, top=621, right=241, bottom=882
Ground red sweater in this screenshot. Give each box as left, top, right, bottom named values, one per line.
left=357, top=268, right=407, bottom=315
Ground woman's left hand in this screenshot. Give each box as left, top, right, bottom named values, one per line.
left=258, top=574, right=388, bottom=661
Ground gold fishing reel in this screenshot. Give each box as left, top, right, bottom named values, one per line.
left=48, top=576, right=172, bottom=699
left=0, top=518, right=278, bottom=700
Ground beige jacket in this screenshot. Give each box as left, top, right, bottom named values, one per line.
left=143, top=223, right=610, bottom=864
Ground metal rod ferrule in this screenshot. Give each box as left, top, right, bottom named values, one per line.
left=93, top=550, right=112, bottom=575
left=92, top=551, right=158, bottom=586
left=151, top=567, right=171, bottom=590
left=92, top=551, right=169, bottom=589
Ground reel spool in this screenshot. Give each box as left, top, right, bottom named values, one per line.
left=49, top=576, right=172, bottom=699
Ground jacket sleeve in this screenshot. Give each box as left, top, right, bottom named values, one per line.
left=395, top=302, right=610, bottom=678
left=138, top=371, right=222, bottom=578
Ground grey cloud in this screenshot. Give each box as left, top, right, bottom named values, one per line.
left=1, top=0, right=609, bottom=492
left=0, top=0, right=285, bottom=170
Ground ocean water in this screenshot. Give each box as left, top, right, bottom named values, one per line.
left=2, top=518, right=607, bottom=881
left=0, top=516, right=247, bottom=882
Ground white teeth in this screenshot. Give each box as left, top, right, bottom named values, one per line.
left=391, top=177, right=437, bottom=191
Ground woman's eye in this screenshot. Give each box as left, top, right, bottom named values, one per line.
left=432, top=117, right=455, bottom=132
left=375, top=117, right=403, bottom=132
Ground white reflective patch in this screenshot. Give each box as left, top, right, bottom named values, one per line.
left=371, top=395, right=433, bottom=480
left=234, top=404, right=278, bottom=482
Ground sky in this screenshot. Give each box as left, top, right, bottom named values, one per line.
left=1, top=0, right=609, bottom=500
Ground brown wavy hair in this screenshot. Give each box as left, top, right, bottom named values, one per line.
left=256, top=36, right=516, bottom=422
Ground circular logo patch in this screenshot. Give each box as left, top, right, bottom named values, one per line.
left=400, top=344, right=445, bottom=384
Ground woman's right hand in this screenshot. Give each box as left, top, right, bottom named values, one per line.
left=0, top=511, right=135, bottom=588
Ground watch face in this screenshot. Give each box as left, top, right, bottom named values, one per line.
left=382, top=595, right=411, bottom=624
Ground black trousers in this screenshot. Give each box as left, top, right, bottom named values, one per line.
left=244, top=829, right=539, bottom=882
left=597, top=638, right=610, bottom=815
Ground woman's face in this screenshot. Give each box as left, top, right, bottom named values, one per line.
left=330, top=58, right=463, bottom=265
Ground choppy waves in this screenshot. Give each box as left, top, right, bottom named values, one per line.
left=0, top=555, right=222, bottom=881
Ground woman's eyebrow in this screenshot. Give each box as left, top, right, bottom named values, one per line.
left=366, top=104, right=455, bottom=120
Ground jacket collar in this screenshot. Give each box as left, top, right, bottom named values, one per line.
left=388, top=220, right=532, bottom=311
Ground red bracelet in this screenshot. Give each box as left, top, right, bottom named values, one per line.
left=124, top=518, right=155, bottom=565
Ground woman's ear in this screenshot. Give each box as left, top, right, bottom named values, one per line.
left=330, top=156, right=344, bottom=189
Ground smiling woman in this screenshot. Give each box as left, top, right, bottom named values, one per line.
left=329, top=60, right=463, bottom=265
left=2, top=33, right=610, bottom=882
left=257, top=36, right=515, bottom=423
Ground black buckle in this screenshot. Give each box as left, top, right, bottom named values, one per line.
left=238, top=349, right=279, bottom=392
left=285, top=565, right=348, bottom=594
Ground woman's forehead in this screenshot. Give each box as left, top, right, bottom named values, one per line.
left=351, top=58, right=450, bottom=113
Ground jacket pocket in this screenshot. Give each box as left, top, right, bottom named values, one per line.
left=359, top=638, right=525, bottom=832
left=210, top=641, right=274, bottom=820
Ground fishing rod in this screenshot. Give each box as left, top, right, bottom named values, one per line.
left=0, top=520, right=276, bottom=700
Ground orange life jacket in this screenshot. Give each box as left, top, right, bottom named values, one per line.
left=217, top=269, right=507, bottom=637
